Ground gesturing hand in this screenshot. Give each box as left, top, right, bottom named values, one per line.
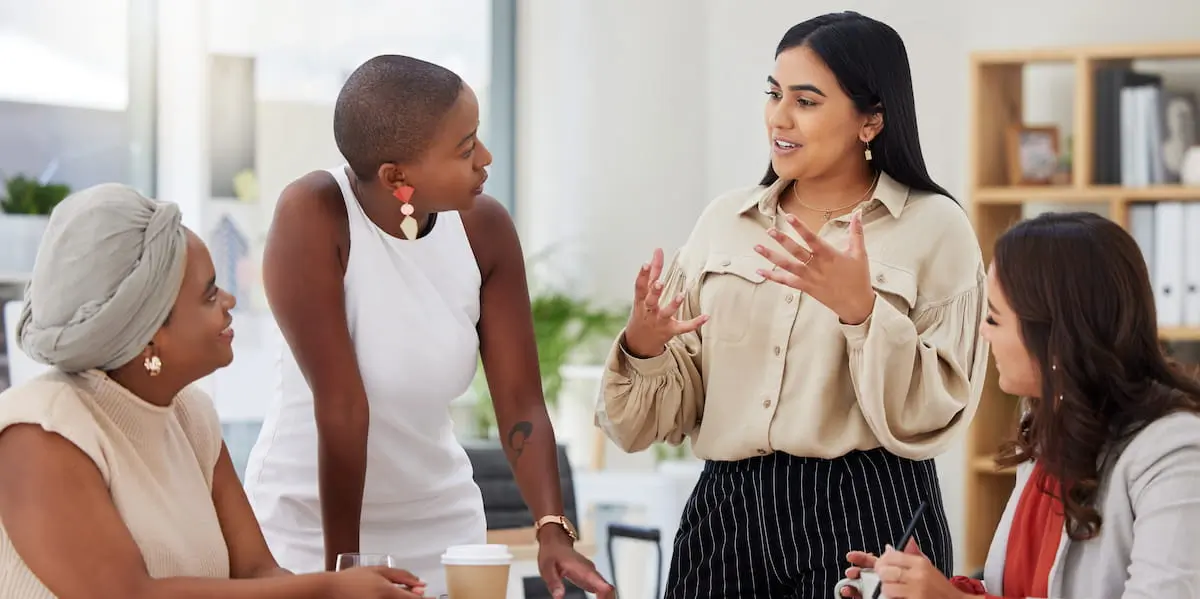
left=754, top=210, right=876, bottom=325
left=623, top=248, right=708, bottom=359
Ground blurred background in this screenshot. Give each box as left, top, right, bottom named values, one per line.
left=2, top=0, right=1199, bottom=596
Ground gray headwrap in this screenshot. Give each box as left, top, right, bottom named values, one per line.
left=17, top=183, right=188, bottom=373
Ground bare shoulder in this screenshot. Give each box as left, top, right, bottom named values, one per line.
left=0, top=379, right=107, bottom=486
left=460, top=194, right=520, bottom=278
left=0, top=422, right=98, bottom=477
left=270, top=169, right=347, bottom=233
left=460, top=193, right=514, bottom=231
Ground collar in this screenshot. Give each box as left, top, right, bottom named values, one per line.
left=739, top=170, right=911, bottom=220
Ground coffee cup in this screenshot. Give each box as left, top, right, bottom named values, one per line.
left=441, top=544, right=513, bottom=599
left=833, top=569, right=886, bottom=599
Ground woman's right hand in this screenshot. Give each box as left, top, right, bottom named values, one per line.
left=326, top=566, right=426, bottom=598
left=623, top=248, right=708, bottom=358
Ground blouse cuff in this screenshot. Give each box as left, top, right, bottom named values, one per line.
left=616, top=332, right=676, bottom=376
left=839, top=292, right=916, bottom=351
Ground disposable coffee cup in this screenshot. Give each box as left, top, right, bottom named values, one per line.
left=441, top=544, right=513, bottom=599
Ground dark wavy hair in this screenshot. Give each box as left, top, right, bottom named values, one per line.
left=760, top=12, right=952, bottom=201
left=993, top=212, right=1200, bottom=540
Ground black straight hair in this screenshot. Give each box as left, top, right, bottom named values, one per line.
left=759, top=12, right=954, bottom=201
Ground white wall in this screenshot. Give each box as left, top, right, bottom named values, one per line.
left=516, top=0, right=1200, bottom=573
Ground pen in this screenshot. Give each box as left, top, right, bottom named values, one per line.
left=873, top=500, right=927, bottom=599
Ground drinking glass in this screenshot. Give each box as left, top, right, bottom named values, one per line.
left=335, top=552, right=396, bottom=571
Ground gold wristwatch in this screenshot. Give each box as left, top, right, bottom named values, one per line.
left=534, top=514, right=579, bottom=541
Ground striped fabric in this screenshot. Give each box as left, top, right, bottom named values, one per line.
left=666, top=448, right=952, bottom=598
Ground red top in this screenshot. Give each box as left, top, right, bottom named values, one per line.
left=950, top=461, right=1064, bottom=599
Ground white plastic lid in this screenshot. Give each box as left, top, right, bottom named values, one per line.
left=440, top=544, right=513, bottom=566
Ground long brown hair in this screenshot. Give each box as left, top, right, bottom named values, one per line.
left=993, top=211, right=1200, bottom=540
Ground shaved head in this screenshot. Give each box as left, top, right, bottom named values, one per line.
left=333, top=55, right=464, bottom=181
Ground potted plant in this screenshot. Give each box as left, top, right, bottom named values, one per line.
left=0, top=174, right=71, bottom=276
left=466, top=287, right=627, bottom=439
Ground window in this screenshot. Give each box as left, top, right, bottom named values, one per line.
left=0, top=0, right=155, bottom=193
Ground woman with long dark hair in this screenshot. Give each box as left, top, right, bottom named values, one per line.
left=595, top=11, right=988, bottom=598
left=845, top=212, right=1200, bottom=598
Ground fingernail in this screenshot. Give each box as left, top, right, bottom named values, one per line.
left=754, top=244, right=764, bottom=252
left=675, top=293, right=684, bottom=302
left=653, top=282, right=663, bottom=290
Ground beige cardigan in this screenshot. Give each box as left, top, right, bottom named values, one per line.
left=982, top=411, right=1200, bottom=598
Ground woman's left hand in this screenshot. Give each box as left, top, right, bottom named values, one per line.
left=754, top=210, right=876, bottom=325
left=874, top=541, right=968, bottom=599
left=537, top=528, right=614, bottom=599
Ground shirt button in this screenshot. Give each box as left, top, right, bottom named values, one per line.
left=785, top=294, right=794, bottom=303
left=773, top=346, right=781, bottom=356
left=721, top=259, right=731, bottom=267
left=875, top=273, right=886, bottom=284
left=757, top=449, right=768, bottom=455
left=763, top=399, right=772, bottom=408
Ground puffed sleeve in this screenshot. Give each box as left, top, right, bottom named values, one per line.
left=595, top=249, right=705, bottom=453
left=841, top=265, right=989, bottom=460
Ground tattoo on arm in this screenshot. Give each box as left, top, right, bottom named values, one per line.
left=506, top=421, right=533, bottom=460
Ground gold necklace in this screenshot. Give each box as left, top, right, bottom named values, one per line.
left=791, top=171, right=881, bottom=221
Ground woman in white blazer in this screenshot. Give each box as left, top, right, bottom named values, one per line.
left=842, top=211, right=1200, bottom=599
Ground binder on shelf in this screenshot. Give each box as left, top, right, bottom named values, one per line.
left=1183, top=203, right=1200, bottom=327
left=1128, top=203, right=1157, bottom=279
left=1154, top=202, right=1185, bottom=328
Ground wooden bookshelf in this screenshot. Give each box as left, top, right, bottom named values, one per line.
left=965, top=41, right=1200, bottom=574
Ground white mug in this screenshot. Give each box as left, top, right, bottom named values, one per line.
left=833, top=569, right=887, bottom=599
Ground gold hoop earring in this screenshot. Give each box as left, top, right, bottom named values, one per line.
left=144, top=354, right=162, bottom=377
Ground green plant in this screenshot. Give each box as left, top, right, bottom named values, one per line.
left=469, top=287, right=628, bottom=438
left=1, top=174, right=71, bottom=215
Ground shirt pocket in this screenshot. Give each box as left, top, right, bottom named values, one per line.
left=697, top=253, right=768, bottom=344
left=869, top=259, right=918, bottom=315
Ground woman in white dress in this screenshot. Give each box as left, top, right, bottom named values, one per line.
left=242, top=55, right=612, bottom=599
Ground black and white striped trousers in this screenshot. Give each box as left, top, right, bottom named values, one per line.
left=665, top=448, right=953, bottom=599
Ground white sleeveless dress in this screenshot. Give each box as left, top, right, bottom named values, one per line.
left=243, top=166, right=487, bottom=595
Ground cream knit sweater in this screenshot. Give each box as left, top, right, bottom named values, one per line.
left=0, top=370, right=230, bottom=596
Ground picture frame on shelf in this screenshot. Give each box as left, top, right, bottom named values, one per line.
left=1006, top=124, right=1061, bottom=185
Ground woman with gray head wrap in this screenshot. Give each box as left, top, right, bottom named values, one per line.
left=17, top=182, right=188, bottom=374
left=0, top=184, right=424, bottom=598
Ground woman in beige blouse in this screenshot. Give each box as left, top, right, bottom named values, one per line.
left=596, top=12, right=988, bottom=598
left=0, top=184, right=422, bottom=598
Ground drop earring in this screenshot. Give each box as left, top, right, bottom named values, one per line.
left=863, top=140, right=873, bottom=162
left=144, top=354, right=162, bottom=377
left=393, top=185, right=418, bottom=240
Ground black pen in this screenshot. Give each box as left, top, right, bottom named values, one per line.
left=873, top=500, right=928, bottom=599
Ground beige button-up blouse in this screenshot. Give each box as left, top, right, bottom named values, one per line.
left=595, top=172, right=989, bottom=462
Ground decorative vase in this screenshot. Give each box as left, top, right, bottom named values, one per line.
left=1181, top=146, right=1200, bottom=186
left=0, top=214, right=49, bottom=278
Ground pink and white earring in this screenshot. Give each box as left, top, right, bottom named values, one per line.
left=393, top=185, right=418, bottom=240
